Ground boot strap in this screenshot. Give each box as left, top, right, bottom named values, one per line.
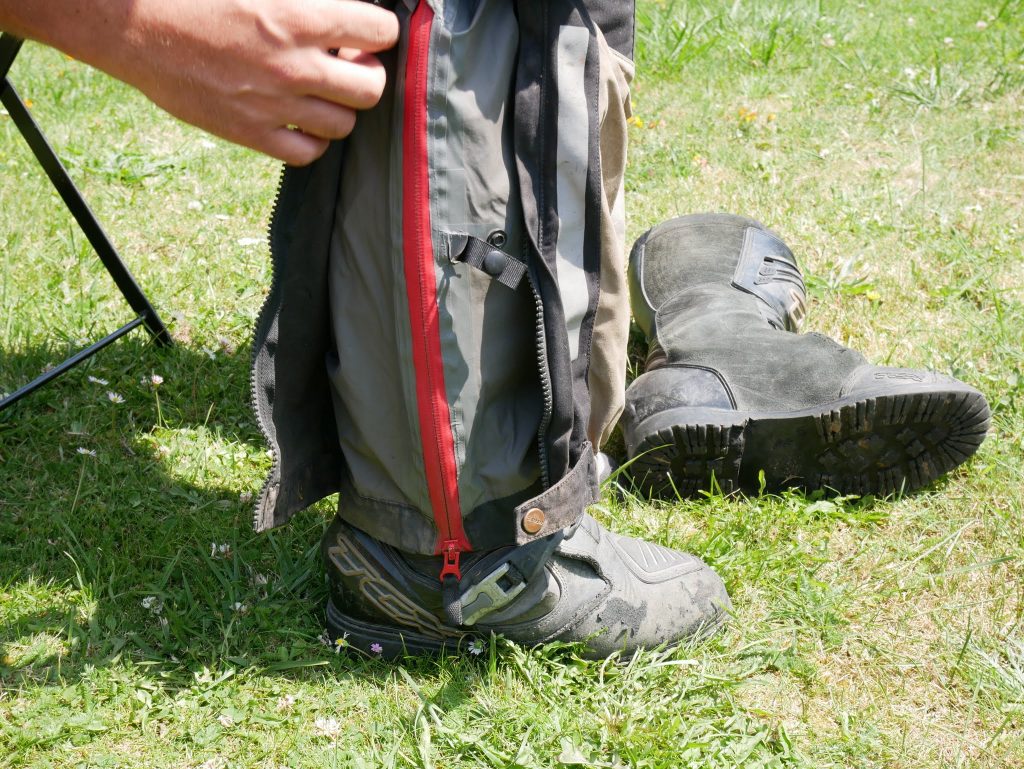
left=458, top=562, right=528, bottom=626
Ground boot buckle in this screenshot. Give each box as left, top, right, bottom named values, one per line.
left=458, top=563, right=526, bottom=626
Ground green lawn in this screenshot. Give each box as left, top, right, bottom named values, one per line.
left=1, top=1, right=1022, bottom=767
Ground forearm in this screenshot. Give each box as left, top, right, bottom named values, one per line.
left=0, top=0, right=138, bottom=62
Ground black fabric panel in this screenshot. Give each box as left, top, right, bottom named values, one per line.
left=513, top=0, right=576, bottom=484
left=514, top=0, right=617, bottom=486
left=251, top=144, right=347, bottom=531
left=584, top=0, right=636, bottom=60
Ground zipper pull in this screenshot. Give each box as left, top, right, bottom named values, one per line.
left=439, top=539, right=462, bottom=581
left=439, top=540, right=463, bottom=626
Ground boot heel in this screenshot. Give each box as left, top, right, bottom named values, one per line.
left=627, top=410, right=746, bottom=497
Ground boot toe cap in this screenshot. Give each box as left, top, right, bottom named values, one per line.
left=605, top=532, right=732, bottom=647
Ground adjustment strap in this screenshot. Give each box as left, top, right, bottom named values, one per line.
left=447, top=233, right=527, bottom=290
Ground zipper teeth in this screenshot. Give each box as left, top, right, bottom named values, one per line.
left=528, top=270, right=553, bottom=489
left=404, top=0, right=468, bottom=552
left=409, top=1, right=445, bottom=523
left=248, top=166, right=288, bottom=531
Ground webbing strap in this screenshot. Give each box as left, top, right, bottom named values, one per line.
left=447, top=233, right=527, bottom=290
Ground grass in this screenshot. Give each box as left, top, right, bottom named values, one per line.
left=1, top=0, right=1022, bottom=766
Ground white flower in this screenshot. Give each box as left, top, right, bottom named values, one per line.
left=150, top=374, right=164, bottom=386
left=944, top=37, right=954, bottom=46
left=87, top=375, right=109, bottom=385
left=467, top=639, right=485, bottom=656
left=976, top=20, right=988, bottom=30
left=141, top=596, right=163, bottom=614
left=231, top=602, right=249, bottom=614
left=313, top=717, right=343, bottom=738
left=106, top=391, right=125, bottom=404
left=277, top=694, right=298, bottom=711
left=76, top=447, right=97, bottom=457
left=821, top=33, right=836, bottom=48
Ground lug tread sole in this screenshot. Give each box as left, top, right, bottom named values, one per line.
left=629, top=389, right=989, bottom=498
left=325, top=600, right=477, bottom=660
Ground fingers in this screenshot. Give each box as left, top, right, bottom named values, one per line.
left=286, top=98, right=358, bottom=142
left=250, top=96, right=358, bottom=165
left=263, top=127, right=332, bottom=167
left=237, top=1, right=401, bottom=165
left=306, top=50, right=388, bottom=110
left=304, top=0, right=400, bottom=53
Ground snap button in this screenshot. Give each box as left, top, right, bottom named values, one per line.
left=522, top=507, right=546, bottom=535
left=482, top=249, right=509, bottom=277
left=486, top=229, right=508, bottom=248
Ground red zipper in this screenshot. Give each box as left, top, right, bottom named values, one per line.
left=402, top=0, right=471, bottom=580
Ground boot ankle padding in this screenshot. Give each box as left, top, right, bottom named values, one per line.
left=629, top=213, right=786, bottom=337
left=624, top=367, right=733, bottom=426
left=654, top=286, right=866, bottom=412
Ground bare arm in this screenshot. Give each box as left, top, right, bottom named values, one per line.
left=0, top=0, right=399, bottom=165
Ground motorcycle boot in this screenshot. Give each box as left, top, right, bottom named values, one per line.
left=321, top=512, right=731, bottom=660
left=621, top=213, right=991, bottom=498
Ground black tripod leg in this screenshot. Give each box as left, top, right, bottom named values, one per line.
left=0, top=37, right=172, bottom=347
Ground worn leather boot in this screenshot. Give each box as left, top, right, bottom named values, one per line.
left=321, top=512, right=730, bottom=659
left=622, top=213, right=991, bottom=498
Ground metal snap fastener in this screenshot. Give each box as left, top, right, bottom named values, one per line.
left=522, top=507, right=546, bottom=534
left=482, top=249, right=508, bottom=277
left=486, top=229, right=508, bottom=248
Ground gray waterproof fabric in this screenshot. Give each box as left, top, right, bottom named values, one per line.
left=250, top=0, right=636, bottom=558
left=328, top=0, right=541, bottom=532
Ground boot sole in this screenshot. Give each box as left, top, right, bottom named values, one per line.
left=627, top=385, right=990, bottom=498
left=324, top=600, right=478, bottom=660
left=325, top=600, right=730, bottom=660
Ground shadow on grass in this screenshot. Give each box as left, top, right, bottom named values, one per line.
left=0, top=334, right=455, bottom=694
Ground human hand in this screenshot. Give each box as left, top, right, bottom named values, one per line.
left=2, top=0, right=399, bottom=165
